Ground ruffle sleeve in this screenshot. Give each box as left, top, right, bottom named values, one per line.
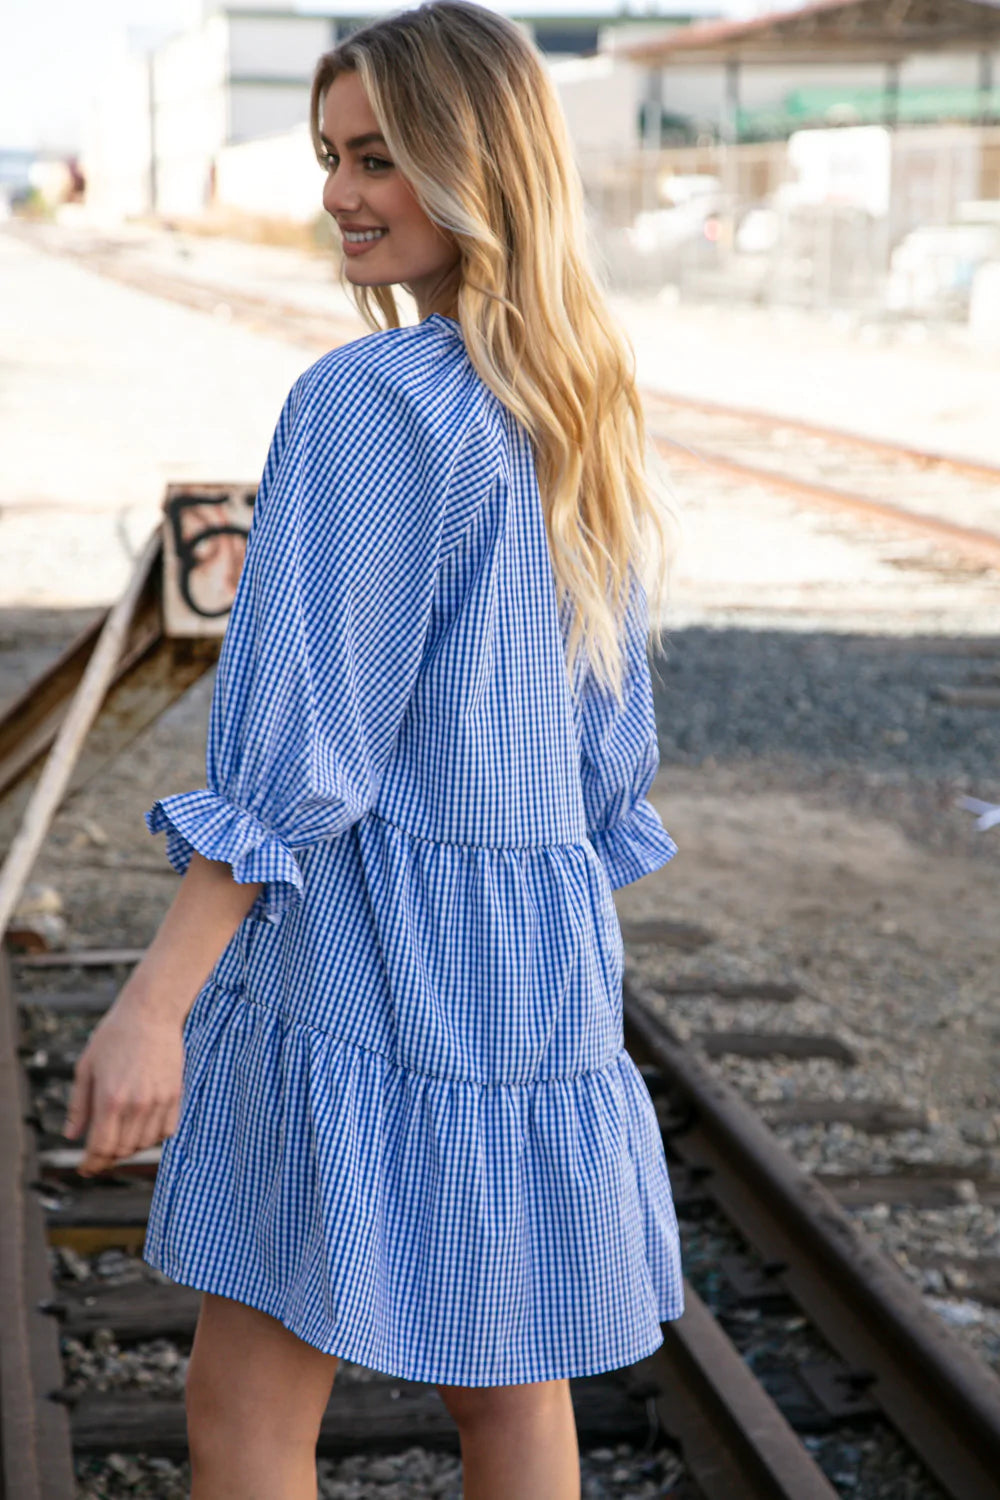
left=576, top=571, right=678, bottom=890
left=146, top=327, right=500, bottom=924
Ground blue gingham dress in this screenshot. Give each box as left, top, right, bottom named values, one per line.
left=142, top=312, right=684, bottom=1386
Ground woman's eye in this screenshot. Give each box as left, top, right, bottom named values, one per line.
left=321, top=151, right=391, bottom=173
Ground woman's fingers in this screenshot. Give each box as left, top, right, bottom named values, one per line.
left=149, top=1100, right=179, bottom=1149
left=79, top=1092, right=181, bottom=1174
left=79, top=1085, right=128, bottom=1174
left=80, top=1097, right=149, bottom=1174
left=63, top=1053, right=93, bottom=1141
left=114, top=1100, right=162, bottom=1163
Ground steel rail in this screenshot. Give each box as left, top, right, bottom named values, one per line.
left=652, top=1280, right=840, bottom=1499
left=0, top=947, right=76, bottom=1499
left=643, top=388, right=1000, bottom=485
left=624, top=970, right=1000, bottom=1500
left=650, top=434, right=1000, bottom=571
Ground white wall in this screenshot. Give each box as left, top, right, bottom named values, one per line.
left=82, top=39, right=154, bottom=223
left=148, top=10, right=331, bottom=217
left=229, top=82, right=315, bottom=142
left=228, top=15, right=333, bottom=79
left=152, top=14, right=228, bottom=215
left=549, top=55, right=643, bottom=154
left=214, top=121, right=323, bottom=221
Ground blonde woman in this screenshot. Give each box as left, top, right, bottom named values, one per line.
left=64, top=2, right=683, bottom=1494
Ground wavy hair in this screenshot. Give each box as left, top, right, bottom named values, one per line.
left=309, top=0, right=678, bottom=702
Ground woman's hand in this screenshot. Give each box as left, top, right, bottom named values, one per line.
left=63, top=988, right=185, bottom=1177
left=59, top=851, right=263, bottom=1176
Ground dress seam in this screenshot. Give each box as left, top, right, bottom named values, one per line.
left=367, top=808, right=591, bottom=853
left=232, top=987, right=623, bottom=1088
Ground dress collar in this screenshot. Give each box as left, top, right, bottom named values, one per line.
left=424, top=312, right=462, bottom=335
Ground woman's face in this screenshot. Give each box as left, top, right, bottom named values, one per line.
left=320, top=70, right=460, bottom=318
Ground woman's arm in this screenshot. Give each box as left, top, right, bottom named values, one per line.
left=63, top=854, right=262, bottom=1176
left=120, top=853, right=262, bottom=1025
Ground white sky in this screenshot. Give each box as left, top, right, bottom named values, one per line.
left=3, top=0, right=200, bottom=152
left=2, top=0, right=771, bottom=152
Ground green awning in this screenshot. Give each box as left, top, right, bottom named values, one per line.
left=737, top=83, right=1000, bottom=139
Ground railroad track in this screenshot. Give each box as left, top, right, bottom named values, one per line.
left=5, top=219, right=1000, bottom=1495
left=622, top=958, right=1000, bottom=1500
left=7, top=218, right=1000, bottom=612
left=643, top=391, right=1000, bottom=580
left=7, top=938, right=1000, bottom=1498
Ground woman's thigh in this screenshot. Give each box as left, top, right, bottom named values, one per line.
left=186, top=1292, right=340, bottom=1446
left=436, top=1378, right=572, bottom=1429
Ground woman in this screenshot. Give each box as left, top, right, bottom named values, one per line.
left=64, top=3, right=683, bottom=1495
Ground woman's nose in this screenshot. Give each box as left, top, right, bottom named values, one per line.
left=323, top=168, right=362, bottom=215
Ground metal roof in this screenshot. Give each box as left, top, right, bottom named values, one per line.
left=619, top=0, right=1000, bottom=66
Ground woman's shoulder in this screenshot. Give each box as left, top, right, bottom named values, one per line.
left=255, top=317, right=506, bottom=541
left=290, top=314, right=484, bottom=425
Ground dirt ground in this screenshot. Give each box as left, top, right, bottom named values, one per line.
left=639, top=762, right=998, bottom=1104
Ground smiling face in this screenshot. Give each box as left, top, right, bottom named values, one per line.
left=319, top=69, right=460, bottom=320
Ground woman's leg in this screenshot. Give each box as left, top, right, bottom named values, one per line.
left=185, top=1292, right=340, bottom=1500
left=437, top=1379, right=580, bottom=1500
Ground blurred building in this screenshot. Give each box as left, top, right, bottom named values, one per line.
left=84, top=0, right=1000, bottom=234
left=86, top=6, right=341, bottom=222
left=591, top=3, right=1000, bottom=321
left=616, top=0, right=1000, bottom=146
left=83, top=1, right=719, bottom=224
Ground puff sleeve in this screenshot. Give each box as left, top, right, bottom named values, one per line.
left=577, top=571, right=678, bottom=890
left=145, top=332, right=497, bottom=924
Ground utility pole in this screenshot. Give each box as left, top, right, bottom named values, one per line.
left=147, top=50, right=158, bottom=215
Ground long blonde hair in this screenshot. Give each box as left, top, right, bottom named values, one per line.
left=309, top=0, right=677, bottom=702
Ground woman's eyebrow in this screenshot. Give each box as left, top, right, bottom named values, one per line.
left=319, top=131, right=388, bottom=151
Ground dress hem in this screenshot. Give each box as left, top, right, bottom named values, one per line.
left=141, top=1247, right=681, bottom=1387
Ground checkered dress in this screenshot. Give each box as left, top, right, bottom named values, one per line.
left=142, top=312, right=683, bottom=1386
